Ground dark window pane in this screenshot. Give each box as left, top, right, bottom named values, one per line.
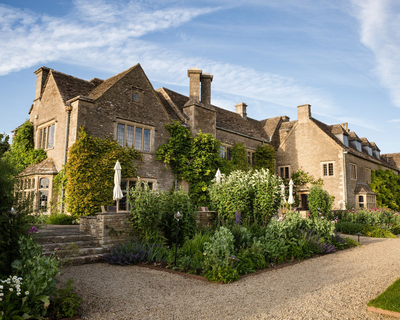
left=126, top=125, right=134, bottom=147
left=135, top=127, right=142, bottom=150
left=39, top=190, right=48, bottom=211
left=227, top=147, right=231, bottom=160
left=39, top=130, right=43, bottom=149
left=119, top=194, right=127, bottom=211
left=121, top=180, right=127, bottom=191
left=143, top=129, right=150, bottom=152
left=117, top=124, right=125, bottom=146
left=329, top=163, right=334, bottom=176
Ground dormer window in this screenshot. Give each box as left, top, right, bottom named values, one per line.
left=373, top=150, right=380, bottom=159
left=363, top=146, right=372, bottom=156
left=335, top=133, right=349, bottom=147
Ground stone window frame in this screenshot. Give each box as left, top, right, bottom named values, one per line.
left=219, top=144, right=231, bottom=160
left=130, top=86, right=144, bottom=104
left=278, top=165, right=290, bottom=179
left=247, top=149, right=256, bottom=166
left=350, top=163, right=357, bottom=180
left=116, top=178, right=158, bottom=212
left=321, top=161, right=335, bottom=178
left=115, top=119, right=154, bottom=153
left=365, top=167, right=372, bottom=184
left=37, top=120, right=56, bottom=150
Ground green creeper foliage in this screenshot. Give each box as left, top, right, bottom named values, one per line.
left=369, top=169, right=400, bottom=210
left=4, top=120, right=47, bottom=173
left=253, top=144, right=275, bottom=172
left=229, top=142, right=250, bottom=172
left=156, top=122, right=221, bottom=206
left=308, top=185, right=333, bottom=217
left=65, top=129, right=141, bottom=217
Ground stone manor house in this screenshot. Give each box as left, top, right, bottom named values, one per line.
left=18, top=64, right=399, bottom=214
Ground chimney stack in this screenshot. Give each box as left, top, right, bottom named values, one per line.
left=34, top=67, right=50, bottom=101
left=235, top=102, right=247, bottom=120
left=186, top=68, right=202, bottom=105
left=200, top=73, right=213, bottom=106
left=297, top=104, right=311, bottom=123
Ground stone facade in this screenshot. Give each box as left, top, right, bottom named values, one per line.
left=18, top=64, right=399, bottom=215
left=275, top=105, right=399, bottom=209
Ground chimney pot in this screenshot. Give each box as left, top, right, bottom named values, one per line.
left=235, top=102, right=248, bottom=120
left=186, top=68, right=202, bottom=105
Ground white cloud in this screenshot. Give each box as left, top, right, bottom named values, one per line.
left=0, top=1, right=219, bottom=75
left=387, top=119, right=400, bottom=123
left=352, top=0, right=400, bottom=107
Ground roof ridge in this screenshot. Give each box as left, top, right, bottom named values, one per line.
left=51, top=69, right=92, bottom=84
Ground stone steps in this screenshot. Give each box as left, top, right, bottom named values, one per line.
left=34, top=225, right=108, bottom=265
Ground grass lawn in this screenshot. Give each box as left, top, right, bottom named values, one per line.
left=368, top=278, right=400, bottom=313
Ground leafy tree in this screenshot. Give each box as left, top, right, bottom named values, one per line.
left=253, top=144, right=275, bottom=172
left=369, top=169, right=400, bottom=210
left=64, top=129, right=141, bottom=216
left=4, top=120, right=47, bottom=173
left=229, top=142, right=250, bottom=172
left=0, top=133, right=10, bottom=157
left=308, top=185, right=333, bottom=217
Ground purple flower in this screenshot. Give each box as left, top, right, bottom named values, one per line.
left=235, top=211, right=241, bottom=225
left=28, top=226, right=38, bottom=234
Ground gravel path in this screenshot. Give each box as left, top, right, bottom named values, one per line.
left=59, top=236, right=400, bottom=320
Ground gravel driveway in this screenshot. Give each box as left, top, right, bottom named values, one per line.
left=59, top=236, right=400, bottom=320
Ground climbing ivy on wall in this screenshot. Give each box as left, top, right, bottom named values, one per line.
left=369, top=169, right=400, bottom=210
left=156, top=122, right=222, bottom=206
left=64, top=129, right=141, bottom=217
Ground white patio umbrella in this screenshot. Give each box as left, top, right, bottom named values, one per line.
left=215, top=168, right=222, bottom=183
left=113, top=160, right=124, bottom=202
left=288, top=179, right=295, bottom=208
left=280, top=183, right=286, bottom=205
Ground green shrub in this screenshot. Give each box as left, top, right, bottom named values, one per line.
left=361, top=225, right=397, bottom=238
left=344, top=237, right=361, bottom=248
left=7, top=235, right=60, bottom=319
left=128, top=182, right=198, bottom=246
left=48, top=279, right=82, bottom=319
left=176, top=232, right=210, bottom=272
left=209, top=169, right=282, bottom=226
left=205, top=265, right=240, bottom=283
left=335, top=221, right=365, bottom=235
left=308, top=185, right=333, bottom=217
left=203, top=227, right=234, bottom=271
left=46, top=214, right=78, bottom=225
left=392, top=224, right=400, bottom=235
left=235, top=240, right=266, bottom=274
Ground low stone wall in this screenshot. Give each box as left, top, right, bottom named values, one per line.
left=80, top=212, right=131, bottom=248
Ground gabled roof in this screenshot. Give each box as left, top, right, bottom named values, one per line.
left=51, top=70, right=96, bottom=102
left=18, top=158, right=58, bottom=176
left=88, top=64, right=139, bottom=100
left=157, top=87, right=270, bottom=142
left=370, top=142, right=380, bottom=151
left=360, top=137, right=372, bottom=147
left=331, top=124, right=349, bottom=135
left=348, top=131, right=362, bottom=142
left=354, top=183, right=374, bottom=194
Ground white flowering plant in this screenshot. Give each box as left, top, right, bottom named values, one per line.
left=0, top=275, right=31, bottom=319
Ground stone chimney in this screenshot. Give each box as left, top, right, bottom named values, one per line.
left=297, top=104, right=311, bottom=123
left=185, top=68, right=202, bottom=105
left=235, top=102, right=247, bottom=120
left=34, top=67, right=50, bottom=101
left=341, top=122, right=349, bottom=132
left=281, top=116, right=290, bottom=122
left=200, top=73, right=213, bottom=106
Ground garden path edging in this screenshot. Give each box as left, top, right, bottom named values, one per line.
left=367, top=306, right=400, bottom=318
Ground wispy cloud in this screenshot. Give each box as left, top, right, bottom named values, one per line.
left=387, top=119, right=400, bottom=123
left=0, top=1, right=219, bottom=75
left=352, top=0, right=400, bottom=108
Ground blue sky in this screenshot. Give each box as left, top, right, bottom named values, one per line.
left=1, top=0, right=400, bottom=153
